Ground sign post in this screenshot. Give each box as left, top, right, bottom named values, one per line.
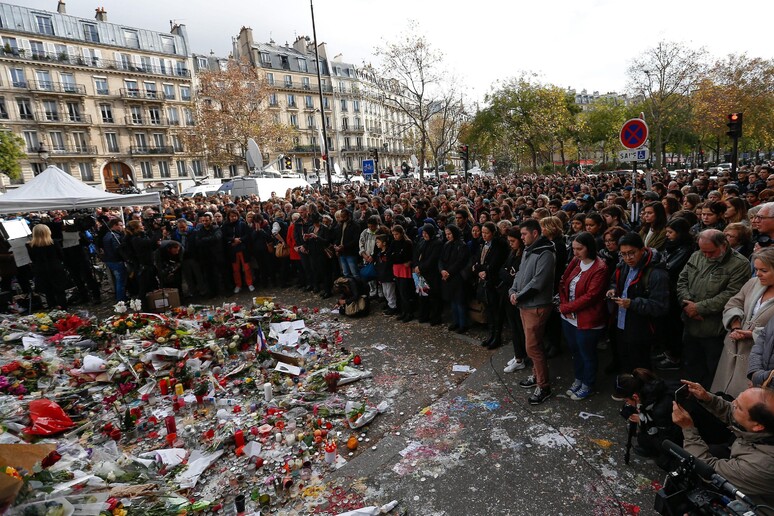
left=362, top=159, right=375, bottom=182
left=620, top=118, right=649, bottom=191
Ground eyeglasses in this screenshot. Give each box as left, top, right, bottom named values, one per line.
left=620, top=250, right=640, bottom=258
left=753, top=215, right=774, bottom=220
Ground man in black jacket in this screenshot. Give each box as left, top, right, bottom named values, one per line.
left=332, top=209, right=361, bottom=279
left=102, top=219, right=127, bottom=302
left=193, top=213, right=223, bottom=298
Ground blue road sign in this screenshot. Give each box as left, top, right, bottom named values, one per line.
left=620, top=119, right=649, bottom=150
left=362, top=159, right=375, bottom=179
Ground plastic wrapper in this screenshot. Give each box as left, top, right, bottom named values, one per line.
left=23, top=399, right=74, bottom=436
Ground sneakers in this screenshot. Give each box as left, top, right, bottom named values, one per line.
left=529, top=386, right=552, bottom=405
left=565, top=379, right=582, bottom=397
left=656, top=356, right=680, bottom=371
left=519, top=375, right=537, bottom=389
left=248, top=285, right=255, bottom=292
left=504, top=359, right=526, bottom=373
left=233, top=287, right=241, bottom=294
left=570, top=386, right=593, bottom=401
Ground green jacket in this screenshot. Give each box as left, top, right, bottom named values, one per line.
left=676, top=248, right=750, bottom=338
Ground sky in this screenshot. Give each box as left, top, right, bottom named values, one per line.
left=14, top=0, right=774, bottom=103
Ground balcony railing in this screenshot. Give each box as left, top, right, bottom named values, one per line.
left=0, top=48, right=190, bottom=78
left=130, top=145, right=174, bottom=155
left=119, top=88, right=163, bottom=101
left=27, top=145, right=96, bottom=156
left=28, top=81, right=86, bottom=95
left=292, top=145, right=318, bottom=153
left=36, top=111, right=92, bottom=124
left=124, top=114, right=169, bottom=126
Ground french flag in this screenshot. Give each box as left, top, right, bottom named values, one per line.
left=256, top=323, right=268, bottom=351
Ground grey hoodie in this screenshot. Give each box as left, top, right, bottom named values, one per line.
left=509, top=235, right=555, bottom=309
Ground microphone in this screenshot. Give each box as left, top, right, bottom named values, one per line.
left=661, top=440, right=756, bottom=506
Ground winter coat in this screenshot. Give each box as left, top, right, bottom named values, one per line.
left=558, top=257, right=609, bottom=329
left=677, top=247, right=751, bottom=338
left=331, top=220, right=360, bottom=256
left=101, top=230, right=123, bottom=263
left=510, top=235, right=556, bottom=309
left=439, top=239, right=470, bottom=303
left=414, top=237, right=443, bottom=289
left=193, top=225, right=223, bottom=265
left=221, top=219, right=252, bottom=261
left=711, top=278, right=774, bottom=397
left=27, top=243, right=67, bottom=292
left=639, top=226, right=667, bottom=251
left=374, top=248, right=394, bottom=282
left=287, top=223, right=300, bottom=261
left=683, top=393, right=774, bottom=509
left=748, top=316, right=774, bottom=388
left=610, top=247, right=670, bottom=339
left=130, top=231, right=158, bottom=268
left=359, top=228, right=378, bottom=259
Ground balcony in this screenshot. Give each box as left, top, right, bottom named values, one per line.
left=124, top=114, right=169, bottom=127
left=343, top=127, right=365, bottom=134
left=0, top=48, right=190, bottom=78
left=130, top=145, right=174, bottom=156
left=292, top=145, right=318, bottom=153
left=36, top=112, right=92, bottom=124
left=27, top=145, right=96, bottom=156
left=120, top=89, right=163, bottom=101
left=341, top=145, right=364, bottom=152
left=29, top=82, right=86, bottom=95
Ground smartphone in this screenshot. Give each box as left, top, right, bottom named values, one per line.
left=675, top=384, right=689, bottom=405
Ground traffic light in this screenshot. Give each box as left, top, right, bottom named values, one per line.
left=458, top=144, right=469, bottom=161
left=314, top=157, right=321, bottom=170
left=284, top=156, right=292, bottom=170
left=726, top=112, right=743, bottom=139
left=369, top=148, right=379, bottom=162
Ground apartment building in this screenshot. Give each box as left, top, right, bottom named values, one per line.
left=0, top=1, right=201, bottom=191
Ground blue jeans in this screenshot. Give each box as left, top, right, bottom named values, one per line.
left=561, top=319, right=603, bottom=388
left=451, top=301, right=468, bottom=329
left=106, top=261, right=127, bottom=301
left=338, top=255, right=360, bottom=279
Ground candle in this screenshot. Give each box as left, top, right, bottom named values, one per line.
left=263, top=382, right=272, bottom=402
left=159, top=378, right=169, bottom=395
left=285, top=433, right=296, bottom=446
left=234, top=429, right=245, bottom=447
left=174, top=383, right=184, bottom=396
left=164, top=416, right=177, bottom=435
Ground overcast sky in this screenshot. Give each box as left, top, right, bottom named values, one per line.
left=16, top=0, right=774, bottom=102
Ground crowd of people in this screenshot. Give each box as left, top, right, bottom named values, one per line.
left=3, top=163, right=774, bottom=508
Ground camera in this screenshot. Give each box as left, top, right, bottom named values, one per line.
left=756, top=234, right=773, bottom=248
left=620, top=403, right=637, bottom=420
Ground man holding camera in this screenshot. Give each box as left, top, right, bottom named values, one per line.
left=673, top=380, right=774, bottom=509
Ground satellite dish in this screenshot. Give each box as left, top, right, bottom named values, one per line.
left=246, top=138, right=263, bottom=171
left=474, top=160, right=480, bottom=168
left=334, top=163, right=342, bottom=175
left=410, top=155, right=418, bottom=168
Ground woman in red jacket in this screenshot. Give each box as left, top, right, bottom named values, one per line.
left=558, top=231, right=608, bottom=401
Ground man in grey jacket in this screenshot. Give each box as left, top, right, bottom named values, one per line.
left=510, top=219, right=556, bottom=405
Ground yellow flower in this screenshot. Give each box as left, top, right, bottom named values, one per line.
left=40, top=325, right=49, bottom=331
left=126, top=321, right=134, bottom=328
left=113, top=321, right=121, bottom=327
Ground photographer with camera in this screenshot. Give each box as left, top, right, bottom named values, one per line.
left=672, top=380, right=774, bottom=510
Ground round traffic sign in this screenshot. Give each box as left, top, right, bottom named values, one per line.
left=620, top=118, right=649, bottom=150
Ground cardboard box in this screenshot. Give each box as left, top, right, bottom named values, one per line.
left=146, top=288, right=180, bottom=312
left=468, top=299, right=487, bottom=325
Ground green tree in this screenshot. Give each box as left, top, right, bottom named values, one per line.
left=0, top=131, right=25, bottom=180
left=578, top=97, right=627, bottom=165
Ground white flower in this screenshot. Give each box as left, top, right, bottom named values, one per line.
left=114, top=301, right=127, bottom=314
left=129, top=299, right=143, bottom=312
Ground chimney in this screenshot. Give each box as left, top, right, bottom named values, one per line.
left=292, top=36, right=307, bottom=54
left=57, top=0, right=66, bottom=14
left=95, top=6, right=107, bottom=22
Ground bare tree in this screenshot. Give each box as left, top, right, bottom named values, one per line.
left=627, top=41, right=707, bottom=168
left=426, top=90, right=466, bottom=176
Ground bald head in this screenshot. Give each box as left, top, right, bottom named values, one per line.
left=737, top=387, right=774, bottom=434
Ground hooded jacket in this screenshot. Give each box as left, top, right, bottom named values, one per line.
left=509, top=235, right=555, bottom=309
left=610, top=247, right=669, bottom=338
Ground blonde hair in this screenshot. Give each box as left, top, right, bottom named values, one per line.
left=29, top=224, right=53, bottom=247
left=540, top=216, right=564, bottom=239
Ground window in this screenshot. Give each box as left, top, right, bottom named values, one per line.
left=353, top=100, right=360, bottom=112
left=36, top=70, right=53, bottom=91
left=191, top=160, right=203, bottom=176
left=287, top=95, right=296, bottom=107
left=167, top=107, right=179, bottom=125
left=266, top=73, right=274, bottom=85
left=344, top=137, right=351, bottom=149
left=49, top=131, right=64, bottom=151
left=342, top=118, right=349, bottom=130
left=134, top=133, right=148, bottom=149
left=297, top=59, right=308, bottom=73
left=141, top=57, right=152, bottom=73
left=183, top=108, right=194, bottom=125
left=213, top=165, right=223, bottom=178
left=10, top=68, right=27, bottom=88
left=64, top=102, right=80, bottom=122
left=0, top=98, right=7, bottom=119
left=153, top=133, right=166, bottom=148
left=305, top=95, right=314, bottom=108
left=144, top=82, right=157, bottom=99
left=60, top=73, right=77, bottom=93
left=290, top=114, right=298, bottom=127
left=30, top=41, right=45, bottom=59
left=35, top=15, right=54, bottom=35
left=140, top=161, right=153, bottom=179
left=2, top=37, right=19, bottom=55
left=83, top=23, right=99, bottom=43
left=180, top=86, right=191, bottom=101
left=335, top=67, right=341, bottom=76
left=160, top=36, right=176, bottom=54
left=175, top=61, right=187, bottom=77
left=302, top=77, right=310, bottom=89
left=99, top=104, right=113, bottom=123
left=159, top=161, right=170, bottom=178
left=280, top=56, right=289, bottom=69
left=306, top=115, right=315, bottom=128
left=125, top=80, right=139, bottom=97
left=354, top=118, right=361, bottom=129
left=228, top=165, right=238, bottom=177
left=268, top=93, right=278, bottom=106
left=31, top=163, right=45, bottom=176
left=284, top=75, right=293, bottom=87
left=176, top=160, right=187, bottom=176
left=163, top=84, right=175, bottom=100
left=172, top=135, right=183, bottom=152
left=16, top=99, right=33, bottom=120
left=295, top=158, right=302, bottom=171
left=43, top=100, right=59, bottom=121
left=341, top=99, right=348, bottom=111
left=94, top=77, right=109, bottom=95
left=323, top=98, right=330, bottom=110
left=79, top=162, right=94, bottom=181
left=130, top=106, right=143, bottom=124
left=22, top=131, right=39, bottom=152
left=119, top=53, right=132, bottom=70
left=260, top=52, right=271, bottom=64
left=72, top=132, right=87, bottom=152
left=124, top=29, right=139, bottom=49
left=85, top=48, right=98, bottom=65
left=148, top=107, right=161, bottom=125
left=105, top=133, right=119, bottom=153
left=197, top=57, right=208, bottom=69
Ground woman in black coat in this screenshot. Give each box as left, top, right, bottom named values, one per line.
left=439, top=225, right=471, bottom=333
left=414, top=223, right=443, bottom=325
left=497, top=228, right=526, bottom=366
left=472, top=222, right=508, bottom=347
left=304, top=212, right=333, bottom=298
left=27, top=224, right=68, bottom=309
left=388, top=224, right=414, bottom=322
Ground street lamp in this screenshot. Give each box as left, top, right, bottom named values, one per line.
left=37, top=142, right=49, bottom=168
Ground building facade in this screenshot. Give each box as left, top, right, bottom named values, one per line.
left=0, top=1, right=201, bottom=191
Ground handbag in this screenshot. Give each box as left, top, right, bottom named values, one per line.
left=360, top=262, right=377, bottom=281
left=274, top=234, right=289, bottom=258
left=266, top=242, right=275, bottom=254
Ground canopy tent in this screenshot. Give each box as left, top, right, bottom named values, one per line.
left=0, top=166, right=160, bottom=214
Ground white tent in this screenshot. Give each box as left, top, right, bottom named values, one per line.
left=0, top=166, right=160, bottom=213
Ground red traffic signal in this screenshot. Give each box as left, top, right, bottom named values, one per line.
left=726, top=112, right=743, bottom=139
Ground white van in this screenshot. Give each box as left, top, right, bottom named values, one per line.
left=181, top=184, right=220, bottom=198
